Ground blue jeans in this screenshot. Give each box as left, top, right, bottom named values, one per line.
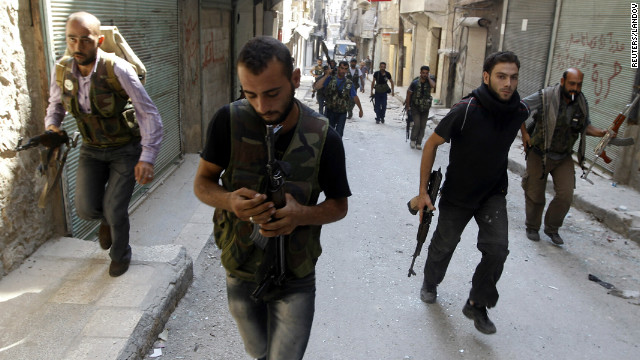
left=424, top=194, right=509, bottom=308
left=374, top=92, right=387, bottom=121
left=75, top=141, right=141, bottom=263
left=325, top=109, right=347, bottom=136
left=226, top=272, right=316, bottom=360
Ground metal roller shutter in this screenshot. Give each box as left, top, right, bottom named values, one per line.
left=549, top=0, right=636, bottom=174
left=502, top=0, right=556, bottom=99
left=46, top=0, right=181, bottom=239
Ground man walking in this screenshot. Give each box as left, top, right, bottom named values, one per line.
left=314, top=60, right=364, bottom=136
left=194, top=36, right=350, bottom=360
left=370, top=62, right=394, bottom=124
left=520, top=68, right=609, bottom=245
left=405, top=65, right=436, bottom=150
left=414, top=51, right=529, bottom=334
left=346, top=58, right=362, bottom=119
left=45, top=12, right=163, bottom=277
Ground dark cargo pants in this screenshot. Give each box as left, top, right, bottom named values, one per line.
left=423, top=194, right=509, bottom=308
left=522, top=151, right=575, bottom=234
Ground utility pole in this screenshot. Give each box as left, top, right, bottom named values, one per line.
left=397, top=0, right=403, bottom=86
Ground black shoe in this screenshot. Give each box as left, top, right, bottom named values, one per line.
left=99, top=223, right=112, bottom=250
left=544, top=231, right=564, bottom=245
left=463, top=299, right=496, bottom=334
left=376, top=119, right=380, bottom=124
left=109, top=259, right=130, bottom=277
left=526, top=228, right=540, bottom=241
left=420, top=284, right=437, bottom=304
left=381, top=118, right=385, bottom=123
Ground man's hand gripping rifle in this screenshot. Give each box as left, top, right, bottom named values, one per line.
left=15, top=130, right=80, bottom=208
left=250, top=124, right=291, bottom=302
left=407, top=167, right=442, bottom=277
left=581, top=92, right=639, bottom=184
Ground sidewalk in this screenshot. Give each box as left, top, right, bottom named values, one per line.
left=0, top=154, right=209, bottom=360
left=394, top=85, right=640, bottom=244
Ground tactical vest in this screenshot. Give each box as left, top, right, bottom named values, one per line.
left=324, top=76, right=353, bottom=113
left=57, top=53, right=139, bottom=148
left=531, top=101, right=586, bottom=156
left=213, top=99, right=329, bottom=281
left=313, top=65, right=324, bottom=77
left=411, top=78, right=432, bottom=113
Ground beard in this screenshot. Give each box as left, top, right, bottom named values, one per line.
left=561, top=85, right=578, bottom=102
left=256, top=83, right=296, bottom=125
left=74, top=51, right=97, bottom=66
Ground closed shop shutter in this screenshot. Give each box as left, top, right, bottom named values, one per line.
left=502, top=0, right=556, bottom=98
left=46, top=0, right=181, bottom=239
left=549, top=0, right=635, bottom=174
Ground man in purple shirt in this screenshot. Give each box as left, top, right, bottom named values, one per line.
left=45, top=12, right=163, bottom=276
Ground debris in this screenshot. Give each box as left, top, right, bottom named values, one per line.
left=616, top=205, right=628, bottom=211
left=588, top=274, right=615, bottom=289
left=548, top=285, right=558, bottom=290
left=158, top=328, right=169, bottom=342
left=149, top=348, right=162, bottom=358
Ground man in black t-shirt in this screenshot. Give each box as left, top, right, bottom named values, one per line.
left=194, top=37, right=350, bottom=360
left=413, top=51, right=529, bottom=335
left=370, top=62, right=395, bottom=124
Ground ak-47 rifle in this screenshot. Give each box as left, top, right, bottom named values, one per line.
left=250, top=124, right=291, bottom=302
left=403, top=108, right=413, bottom=142
left=581, top=93, right=639, bottom=184
left=15, top=130, right=81, bottom=208
left=407, top=167, right=442, bottom=277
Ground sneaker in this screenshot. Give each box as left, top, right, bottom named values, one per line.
left=420, top=284, right=437, bottom=304
left=99, top=222, right=112, bottom=250
left=462, top=300, right=496, bottom=334
left=526, top=228, right=540, bottom=241
left=416, top=143, right=422, bottom=150
left=410, top=141, right=416, bottom=149
left=109, top=259, right=130, bottom=277
left=544, top=231, right=564, bottom=245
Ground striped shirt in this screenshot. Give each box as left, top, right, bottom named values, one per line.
left=45, top=49, right=163, bottom=164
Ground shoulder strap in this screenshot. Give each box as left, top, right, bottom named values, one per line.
left=102, top=53, right=128, bottom=99
left=460, top=97, right=475, bottom=132
left=55, top=56, right=73, bottom=90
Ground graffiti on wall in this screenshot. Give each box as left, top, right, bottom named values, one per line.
left=555, top=31, right=625, bottom=104
left=185, top=15, right=199, bottom=86
left=202, top=31, right=225, bottom=68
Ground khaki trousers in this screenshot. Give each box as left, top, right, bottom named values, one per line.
left=522, top=151, right=575, bottom=233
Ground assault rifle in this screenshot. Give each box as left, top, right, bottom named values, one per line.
left=581, top=93, right=639, bottom=184
left=14, top=129, right=81, bottom=208
left=403, top=108, right=413, bottom=142
left=250, top=124, right=291, bottom=302
left=407, top=167, right=442, bottom=277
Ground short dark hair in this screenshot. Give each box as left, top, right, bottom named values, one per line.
left=482, top=51, right=520, bottom=74
left=339, top=60, right=349, bottom=67
left=380, top=62, right=387, bottom=66
left=237, top=36, right=293, bottom=77
left=420, top=65, right=430, bottom=72
left=350, top=58, right=357, bottom=63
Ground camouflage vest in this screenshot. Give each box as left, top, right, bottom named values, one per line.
left=325, top=76, right=353, bottom=113
left=57, top=53, right=139, bottom=148
left=346, top=68, right=360, bottom=90
left=530, top=101, right=586, bottom=156
left=411, top=78, right=432, bottom=113
left=213, top=99, right=329, bottom=281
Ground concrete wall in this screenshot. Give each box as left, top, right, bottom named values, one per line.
left=0, top=0, right=61, bottom=279
left=179, top=0, right=202, bottom=153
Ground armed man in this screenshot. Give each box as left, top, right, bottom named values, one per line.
left=193, top=36, right=350, bottom=360
left=520, top=68, right=609, bottom=245
left=405, top=65, right=436, bottom=150
left=414, top=51, right=530, bottom=335
left=45, top=12, right=163, bottom=277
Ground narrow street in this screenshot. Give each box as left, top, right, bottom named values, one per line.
left=157, top=75, right=640, bottom=360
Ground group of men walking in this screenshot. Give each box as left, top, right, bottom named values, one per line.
left=45, top=10, right=614, bottom=359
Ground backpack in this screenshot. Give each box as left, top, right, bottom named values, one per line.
left=56, top=25, right=146, bottom=97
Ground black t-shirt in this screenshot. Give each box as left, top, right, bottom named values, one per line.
left=435, top=94, right=528, bottom=208
left=373, top=71, right=391, bottom=84
left=201, top=104, right=351, bottom=199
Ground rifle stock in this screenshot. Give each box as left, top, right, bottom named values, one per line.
left=407, top=167, right=442, bottom=277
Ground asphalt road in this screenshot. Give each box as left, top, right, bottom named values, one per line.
left=155, top=76, right=640, bottom=360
